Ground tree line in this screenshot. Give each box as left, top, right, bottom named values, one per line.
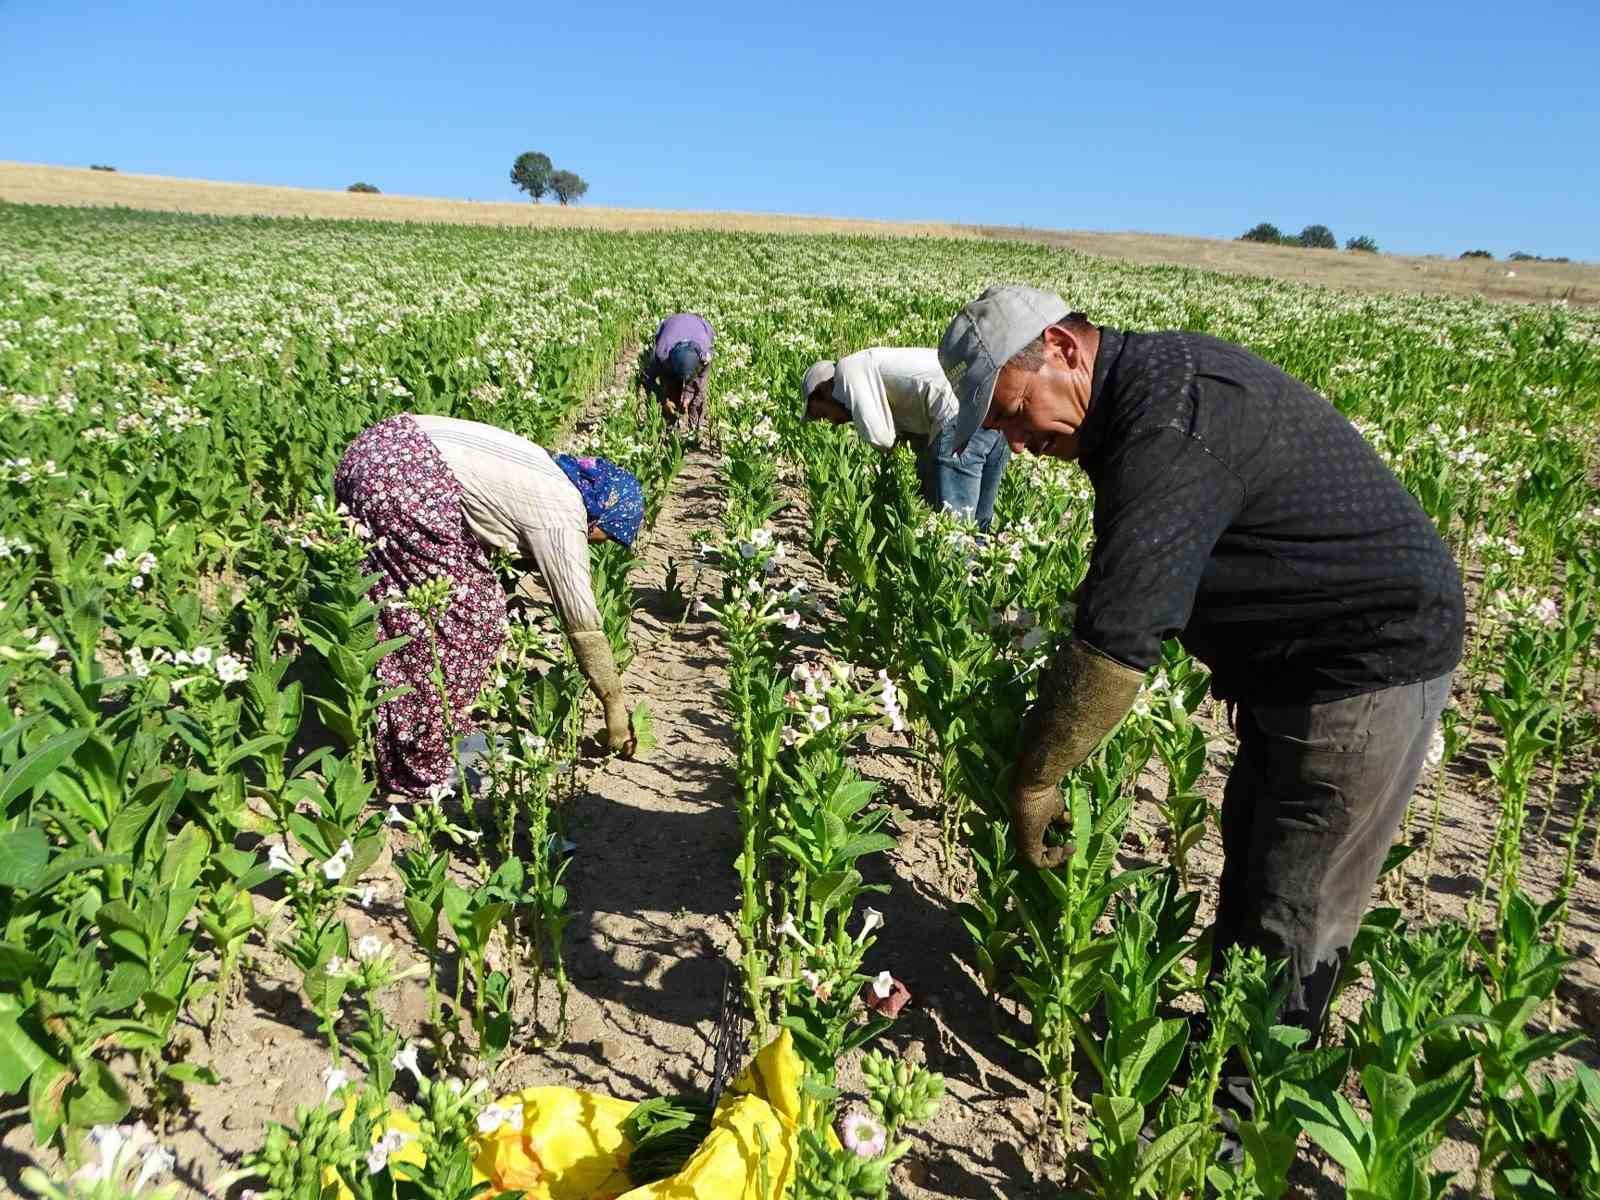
left=1240, top=223, right=1377, bottom=253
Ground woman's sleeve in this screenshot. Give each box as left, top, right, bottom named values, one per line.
left=520, top=525, right=605, bottom=634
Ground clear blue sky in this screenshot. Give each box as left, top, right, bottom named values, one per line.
left=4, top=1, right=1598, bottom=259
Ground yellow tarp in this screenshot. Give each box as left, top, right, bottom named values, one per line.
left=472, top=1029, right=804, bottom=1200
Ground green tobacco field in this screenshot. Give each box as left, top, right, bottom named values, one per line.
left=2, top=203, right=1599, bottom=1198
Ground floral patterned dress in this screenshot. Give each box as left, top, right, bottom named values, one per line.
left=333, top=414, right=507, bottom=796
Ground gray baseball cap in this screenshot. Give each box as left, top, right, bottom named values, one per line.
left=939, top=284, right=1070, bottom=452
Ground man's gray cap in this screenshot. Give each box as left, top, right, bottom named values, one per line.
left=938, top=284, right=1070, bottom=451
left=801, top=360, right=838, bottom=408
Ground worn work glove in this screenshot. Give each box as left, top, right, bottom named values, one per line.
left=1010, top=639, right=1143, bottom=868
left=569, top=630, right=636, bottom=757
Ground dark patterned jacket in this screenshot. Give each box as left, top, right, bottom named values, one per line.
left=1073, top=327, right=1464, bottom=704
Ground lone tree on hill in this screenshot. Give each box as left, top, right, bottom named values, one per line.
left=510, top=151, right=554, bottom=202
left=1240, top=222, right=1286, bottom=244
left=347, top=182, right=380, bottom=194
left=1460, top=249, right=1494, bottom=260
left=550, top=170, right=589, bottom=206
left=1298, top=224, right=1338, bottom=249
left=1346, top=235, right=1378, bottom=253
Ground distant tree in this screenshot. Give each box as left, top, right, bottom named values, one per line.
left=1508, top=251, right=1535, bottom=262
left=347, top=181, right=380, bottom=194
left=89, top=164, right=116, bottom=172
left=510, top=152, right=554, bottom=202
left=1297, top=224, right=1337, bottom=250
left=1507, top=251, right=1570, bottom=263
left=1460, top=249, right=1494, bottom=260
left=550, top=170, right=589, bottom=205
left=1239, top=222, right=1286, bottom=244
left=1345, top=235, right=1378, bottom=253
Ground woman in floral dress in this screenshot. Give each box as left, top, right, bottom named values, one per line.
left=334, top=413, right=644, bottom=796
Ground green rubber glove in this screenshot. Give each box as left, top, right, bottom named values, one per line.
left=569, top=630, right=635, bottom=756
left=1010, top=639, right=1142, bottom=868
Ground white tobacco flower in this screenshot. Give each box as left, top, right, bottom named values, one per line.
left=189, top=645, right=213, bottom=666
left=1532, top=597, right=1560, bottom=628
left=393, top=1042, right=424, bottom=1081
left=265, top=842, right=295, bottom=873
left=214, top=654, right=248, bottom=683
left=385, top=804, right=408, bottom=826
left=800, top=969, right=833, bottom=1002
left=805, top=705, right=831, bottom=733
left=321, top=851, right=350, bottom=882
left=322, top=1066, right=350, bottom=1098
left=353, top=934, right=385, bottom=962
left=137, top=552, right=157, bottom=574
left=357, top=884, right=379, bottom=908
left=367, top=1129, right=410, bottom=1175
left=476, top=1102, right=524, bottom=1135
left=1425, top=727, right=1446, bottom=769
left=839, top=1108, right=887, bottom=1159
left=859, top=908, right=885, bottom=938
left=32, top=635, right=59, bottom=656
left=870, top=971, right=894, bottom=1000
left=133, top=1145, right=176, bottom=1192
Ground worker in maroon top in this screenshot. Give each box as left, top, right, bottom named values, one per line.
left=643, top=312, right=714, bottom=434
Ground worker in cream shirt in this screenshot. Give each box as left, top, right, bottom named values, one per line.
left=801, top=348, right=1012, bottom=530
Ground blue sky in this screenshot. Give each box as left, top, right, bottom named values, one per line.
left=4, top=1, right=1597, bottom=259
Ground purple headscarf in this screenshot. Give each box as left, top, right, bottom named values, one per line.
left=554, top=454, right=645, bottom=548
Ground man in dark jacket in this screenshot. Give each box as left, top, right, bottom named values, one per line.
left=938, top=284, right=1463, bottom=1046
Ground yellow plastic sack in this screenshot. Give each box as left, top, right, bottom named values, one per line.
left=473, top=1029, right=804, bottom=1200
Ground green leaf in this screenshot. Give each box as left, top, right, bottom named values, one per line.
left=65, top=1059, right=131, bottom=1128
left=1133, top=1122, right=1205, bottom=1191
left=28, top=1055, right=68, bottom=1145
left=0, top=825, right=49, bottom=890
left=1091, top=1093, right=1144, bottom=1145
left=0, top=999, right=50, bottom=1093
left=162, top=1062, right=220, bottom=1086
left=0, top=941, right=45, bottom=982
left=0, top=729, right=91, bottom=809
left=809, top=869, right=861, bottom=916
left=835, top=832, right=897, bottom=862
left=630, top=702, right=658, bottom=756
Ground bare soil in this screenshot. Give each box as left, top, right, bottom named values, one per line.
left=5, top=161, right=1596, bottom=306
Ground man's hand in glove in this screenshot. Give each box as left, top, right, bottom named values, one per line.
left=1008, top=639, right=1143, bottom=869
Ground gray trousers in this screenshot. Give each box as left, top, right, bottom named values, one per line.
left=1211, top=672, right=1452, bottom=1038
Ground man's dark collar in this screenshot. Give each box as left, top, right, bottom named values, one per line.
left=1077, top=325, right=1125, bottom=463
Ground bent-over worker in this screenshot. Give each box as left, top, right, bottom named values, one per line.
left=801, top=347, right=1012, bottom=531
left=643, top=312, right=715, bottom=433
left=938, top=284, right=1464, bottom=1062
left=334, top=414, right=644, bottom=796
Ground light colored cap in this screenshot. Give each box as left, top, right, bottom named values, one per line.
left=938, top=284, right=1070, bottom=451
left=801, top=360, right=838, bottom=408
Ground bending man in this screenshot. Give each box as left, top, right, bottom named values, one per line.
left=334, top=414, right=643, bottom=796
left=801, top=347, right=1012, bottom=531
left=938, top=284, right=1463, bottom=1049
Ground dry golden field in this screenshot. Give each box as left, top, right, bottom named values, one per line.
left=3, top=160, right=1596, bottom=305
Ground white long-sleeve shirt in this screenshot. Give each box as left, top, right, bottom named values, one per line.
left=411, top=415, right=603, bottom=633
left=832, top=348, right=958, bottom=452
